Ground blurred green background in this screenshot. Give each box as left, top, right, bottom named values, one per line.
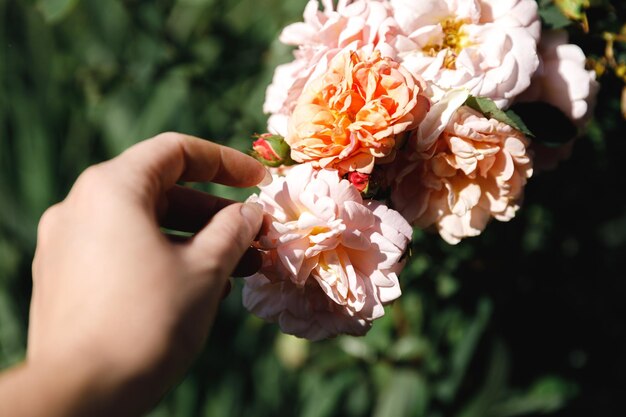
left=1, top=0, right=625, bottom=416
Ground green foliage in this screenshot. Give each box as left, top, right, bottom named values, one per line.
left=1, top=1, right=626, bottom=416
left=464, top=96, right=535, bottom=137
left=36, top=0, right=80, bottom=23
left=554, top=0, right=589, bottom=21
left=539, top=4, right=573, bottom=29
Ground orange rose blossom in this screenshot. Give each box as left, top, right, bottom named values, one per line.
left=286, top=49, right=430, bottom=175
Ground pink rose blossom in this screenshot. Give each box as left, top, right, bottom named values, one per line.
left=390, top=0, right=541, bottom=108
left=268, top=165, right=296, bottom=177
left=517, top=31, right=598, bottom=171
left=264, top=0, right=400, bottom=136
left=518, top=30, right=599, bottom=125
left=390, top=94, right=533, bottom=244
left=242, top=163, right=412, bottom=340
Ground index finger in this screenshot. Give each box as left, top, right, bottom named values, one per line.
left=111, top=132, right=270, bottom=196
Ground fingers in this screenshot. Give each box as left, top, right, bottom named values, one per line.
left=185, top=202, right=264, bottom=282
left=110, top=132, right=270, bottom=201
left=166, top=236, right=262, bottom=277
left=163, top=186, right=263, bottom=278
left=161, top=185, right=234, bottom=233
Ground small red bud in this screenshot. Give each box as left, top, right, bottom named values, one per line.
left=347, top=172, right=370, bottom=192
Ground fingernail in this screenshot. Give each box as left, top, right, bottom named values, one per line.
left=240, top=202, right=264, bottom=229
left=257, top=168, right=273, bottom=187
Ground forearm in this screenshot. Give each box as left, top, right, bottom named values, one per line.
left=0, top=362, right=79, bottom=416
left=0, top=358, right=164, bottom=417
left=0, top=359, right=101, bottom=417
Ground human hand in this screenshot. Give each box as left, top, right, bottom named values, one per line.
left=0, top=132, right=270, bottom=417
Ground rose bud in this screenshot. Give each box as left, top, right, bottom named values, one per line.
left=347, top=171, right=370, bottom=193
left=251, top=134, right=294, bottom=167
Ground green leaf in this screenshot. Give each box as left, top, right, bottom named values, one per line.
left=300, top=371, right=358, bottom=417
left=360, top=307, right=395, bottom=355
left=172, top=376, right=199, bottom=417
left=539, top=5, right=573, bottom=29
left=0, top=291, right=26, bottom=368
left=373, top=369, right=429, bottom=417
left=250, top=352, right=285, bottom=412
left=555, top=0, right=589, bottom=20
left=36, top=0, right=80, bottom=23
left=201, top=374, right=243, bottom=416
left=94, top=71, right=190, bottom=156
left=345, top=379, right=371, bottom=416
left=387, top=335, right=430, bottom=362
left=456, top=340, right=510, bottom=417
left=274, top=333, right=309, bottom=369
left=436, top=299, right=493, bottom=403
left=436, top=273, right=459, bottom=298
left=464, top=96, right=535, bottom=137
left=489, top=376, right=577, bottom=416
left=13, top=97, right=55, bottom=217
left=339, top=336, right=377, bottom=362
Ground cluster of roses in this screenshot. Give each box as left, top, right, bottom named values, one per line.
left=242, top=0, right=599, bottom=340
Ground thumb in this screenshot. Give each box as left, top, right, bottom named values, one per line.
left=186, top=202, right=264, bottom=281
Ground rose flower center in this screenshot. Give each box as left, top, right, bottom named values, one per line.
left=310, top=225, right=331, bottom=236
left=422, top=18, right=471, bottom=69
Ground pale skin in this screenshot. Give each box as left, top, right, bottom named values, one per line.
left=0, top=132, right=271, bottom=417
